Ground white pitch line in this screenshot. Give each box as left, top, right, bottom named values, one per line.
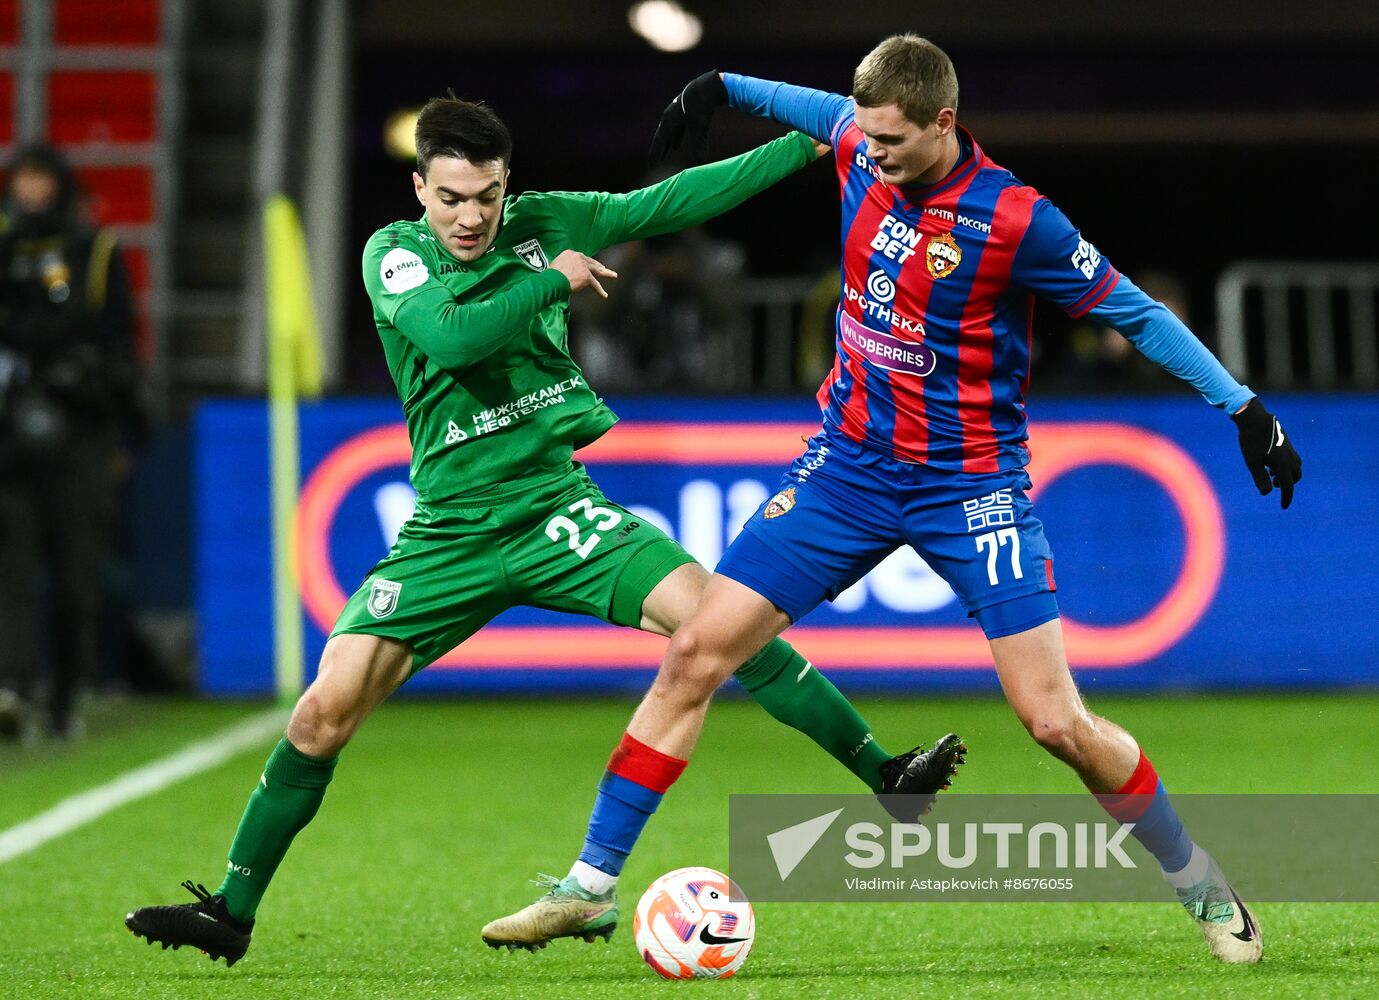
left=0, top=707, right=290, bottom=865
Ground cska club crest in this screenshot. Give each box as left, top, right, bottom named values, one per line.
left=926, top=232, right=962, bottom=278
left=514, top=238, right=549, bottom=271
left=764, top=487, right=797, bottom=519
left=367, top=579, right=402, bottom=619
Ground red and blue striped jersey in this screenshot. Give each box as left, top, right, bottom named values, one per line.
left=722, top=75, right=1135, bottom=472
left=818, top=112, right=1120, bottom=472
left=723, top=73, right=1251, bottom=469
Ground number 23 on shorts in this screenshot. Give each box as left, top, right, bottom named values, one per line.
left=545, top=497, right=624, bottom=560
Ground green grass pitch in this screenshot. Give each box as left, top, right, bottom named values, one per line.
left=1, top=691, right=1375, bottom=999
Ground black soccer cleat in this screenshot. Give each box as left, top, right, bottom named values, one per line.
left=876, top=732, right=967, bottom=823
left=125, top=880, right=254, bottom=967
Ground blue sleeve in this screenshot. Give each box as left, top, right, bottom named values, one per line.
left=722, top=73, right=852, bottom=146
left=1015, top=198, right=1251, bottom=411
left=1088, top=278, right=1254, bottom=413
left=1012, top=199, right=1122, bottom=318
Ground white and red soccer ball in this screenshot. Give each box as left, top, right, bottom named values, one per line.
left=632, top=866, right=756, bottom=980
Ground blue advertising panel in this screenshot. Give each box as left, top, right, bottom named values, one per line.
left=196, top=395, right=1378, bottom=695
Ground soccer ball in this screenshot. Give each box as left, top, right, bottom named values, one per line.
left=632, top=866, right=755, bottom=980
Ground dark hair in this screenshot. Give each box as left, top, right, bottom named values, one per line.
left=2, top=143, right=79, bottom=217
left=414, top=93, right=512, bottom=178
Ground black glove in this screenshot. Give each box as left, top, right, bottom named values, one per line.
left=648, top=71, right=729, bottom=166
left=1231, top=397, right=1302, bottom=509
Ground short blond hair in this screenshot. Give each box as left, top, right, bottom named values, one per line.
left=853, top=34, right=959, bottom=127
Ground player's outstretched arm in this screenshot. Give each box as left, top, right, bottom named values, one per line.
left=1084, top=281, right=1302, bottom=508
left=648, top=71, right=848, bottom=165
left=720, top=73, right=850, bottom=146
left=581, top=131, right=822, bottom=251
left=1012, top=200, right=1302, bottom=508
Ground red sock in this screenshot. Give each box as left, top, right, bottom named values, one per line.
left=577, top=733, right=688, bottom=876
left=606, top=732, right=687, bottom=793
left=1098, top=749, right=1158, bottom=821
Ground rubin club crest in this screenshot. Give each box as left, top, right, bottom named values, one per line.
left=367, top=579, right=402, bottom=619
left=514, top=239, right=549, bottom=271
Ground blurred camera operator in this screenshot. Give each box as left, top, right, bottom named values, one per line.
left=0, top=144, right=145, bottom=741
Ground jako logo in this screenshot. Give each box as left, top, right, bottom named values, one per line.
left=766, top=811, right=1139, bottom=880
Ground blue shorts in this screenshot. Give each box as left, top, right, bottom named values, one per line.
left=717, top=429, right=1058, bottom=640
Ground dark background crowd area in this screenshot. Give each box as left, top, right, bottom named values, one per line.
left=344, top=22, right=1379, bottom=394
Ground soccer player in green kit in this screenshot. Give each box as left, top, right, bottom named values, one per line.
left=123, top=95, right=965, bottom=965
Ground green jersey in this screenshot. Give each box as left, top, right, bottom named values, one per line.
left=362, top=130, right=817, bottom=503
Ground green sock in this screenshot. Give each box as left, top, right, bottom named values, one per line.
left=735, top=638, right=892, bottom=792
left=215, top=737, right=338, bottom=921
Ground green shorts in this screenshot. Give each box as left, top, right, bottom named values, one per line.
left=330, top=463, right=695, bottom=672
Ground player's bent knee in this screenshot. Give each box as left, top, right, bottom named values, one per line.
left=286, top=687, right=353, bottom=757
left=292, top=634, right=412, bottom=751
left=1024, top=713, right=1092, bottom=765
left=659, top=626, right=734, bottom=702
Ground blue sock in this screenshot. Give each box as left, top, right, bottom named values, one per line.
left=1127, top=779, right=1194, bottom=873
left=1100, top=751, right=1194, bottom=873
left=577, top=772, right=664, bottom=876
left=577, top=732, right=687, bottom=877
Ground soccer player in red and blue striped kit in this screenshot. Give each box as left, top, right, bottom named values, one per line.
left=488, top=35, right=1301, bottom=962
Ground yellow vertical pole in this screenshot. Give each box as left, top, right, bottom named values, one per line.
left=263, top=194, right=323, bottom=704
